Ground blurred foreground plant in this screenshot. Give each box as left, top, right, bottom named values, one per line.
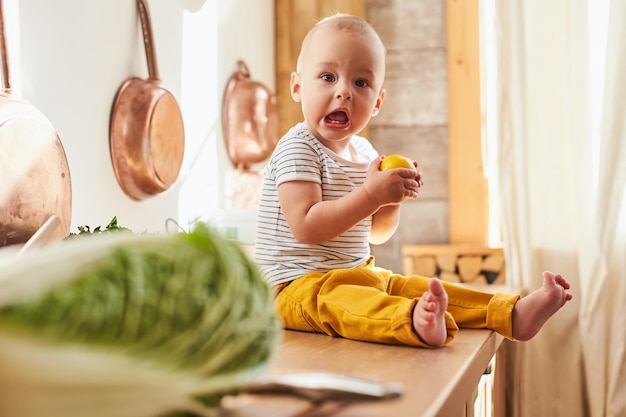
left=0, top=224, right=281, bottom=417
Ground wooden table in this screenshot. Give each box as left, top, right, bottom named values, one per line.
left=221, top=329, right=505, bottom=417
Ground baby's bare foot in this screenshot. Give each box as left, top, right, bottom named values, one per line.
left=413, top=278, right=448, bottom=346
left=512, top=271, right=573, bottom=341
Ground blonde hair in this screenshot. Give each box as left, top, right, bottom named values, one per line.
left=296, top=13, right=386, bottom=72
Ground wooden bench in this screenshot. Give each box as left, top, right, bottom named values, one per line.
left=222, top=329, right=506, bottom=417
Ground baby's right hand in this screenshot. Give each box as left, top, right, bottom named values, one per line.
left=363, top=156, right=421, bottom=206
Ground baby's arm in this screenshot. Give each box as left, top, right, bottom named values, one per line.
left=278, top=156, right=418, bottom=244
left=278, top=179, right=379, bottom=244
left=370, top=205, right=401, bottom=244
left=370, top=157, right=423, bottom=244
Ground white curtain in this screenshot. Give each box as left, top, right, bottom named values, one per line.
left=577, top=0, right=626, bottom=415
left=494, top=1, right=626, bottom=416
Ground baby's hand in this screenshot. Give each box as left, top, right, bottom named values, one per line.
left=381, top=154, right=424, bottom=188
left=363, top=156, right=423, bottom=206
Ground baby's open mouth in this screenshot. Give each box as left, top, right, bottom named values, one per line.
left=325, top=111, right=349, bottom=126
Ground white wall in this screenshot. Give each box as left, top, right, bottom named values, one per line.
left=12, top=0, right=274, bottom=234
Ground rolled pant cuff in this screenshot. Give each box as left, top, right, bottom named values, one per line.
left=486, top=292, right=520, bottom=340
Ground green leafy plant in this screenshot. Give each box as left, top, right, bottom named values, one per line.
left=0, top=224, right=280, bottom=417
left=67, top=216, right=132, bottom=237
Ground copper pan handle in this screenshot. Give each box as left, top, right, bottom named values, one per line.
left=136, top=0, right=160, bottom=81
left=236, top=60, right=250, bottom=79
left=0, top=0, right=13, bottom=93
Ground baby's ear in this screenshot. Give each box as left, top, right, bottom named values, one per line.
left=371, top=88, right=386, bottom=117
left=290, top=72, right=302, bottom=102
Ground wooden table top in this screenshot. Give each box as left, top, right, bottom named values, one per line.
left=221, top=329, right=504, bottom=417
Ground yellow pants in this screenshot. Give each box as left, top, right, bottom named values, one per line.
left=274, top=258, right=520, bottom=347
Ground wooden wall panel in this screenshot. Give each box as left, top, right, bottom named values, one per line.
left=446, top=0, right=488, bottom=244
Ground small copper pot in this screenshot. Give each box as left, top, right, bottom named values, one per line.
left=0, top=0, right=72, bottom=247
left=110, top=0, right=185, bottom=201
left=222, top=60, right=278, bottom=170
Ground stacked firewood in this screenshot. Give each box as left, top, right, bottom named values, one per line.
left=402, top=245, right=505, bottom=285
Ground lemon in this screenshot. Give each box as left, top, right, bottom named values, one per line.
left=380, top=154, right=414, bottom=171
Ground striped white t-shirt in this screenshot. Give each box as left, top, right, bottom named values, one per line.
left=255, top=123, right=379, bottom=285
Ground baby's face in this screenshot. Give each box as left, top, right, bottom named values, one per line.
left=291, top=27, right=386, bottom=145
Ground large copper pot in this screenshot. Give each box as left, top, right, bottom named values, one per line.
left=110, top=0, right=185, bottom=201
left=222, top=61, right=278, bottom=170
left=0, top=0, right=72, bottom=247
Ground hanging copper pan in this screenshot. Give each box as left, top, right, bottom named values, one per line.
left=110, top=0, right=185, bottom=201
left=0, top=0, right=72, bottom=247
left=222, top=60, right=278, bottom=170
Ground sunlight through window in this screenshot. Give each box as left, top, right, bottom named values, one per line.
left=478, top=0, right=500, bottom=247
left=479, top=0, right=624, bottom=242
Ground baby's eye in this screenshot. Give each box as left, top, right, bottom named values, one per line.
left=355, top=79, right=369, bottom=88
left=321, top=73, right=335, bottom=82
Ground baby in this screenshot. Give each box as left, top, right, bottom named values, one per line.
left=255, top=14, right=572, bottom=347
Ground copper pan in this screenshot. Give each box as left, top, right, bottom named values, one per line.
left=110, top=0, right=184, bottom=201
left=222, top=60, right=278, bottom=170
left=0, top=0, right=72, bottom=247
